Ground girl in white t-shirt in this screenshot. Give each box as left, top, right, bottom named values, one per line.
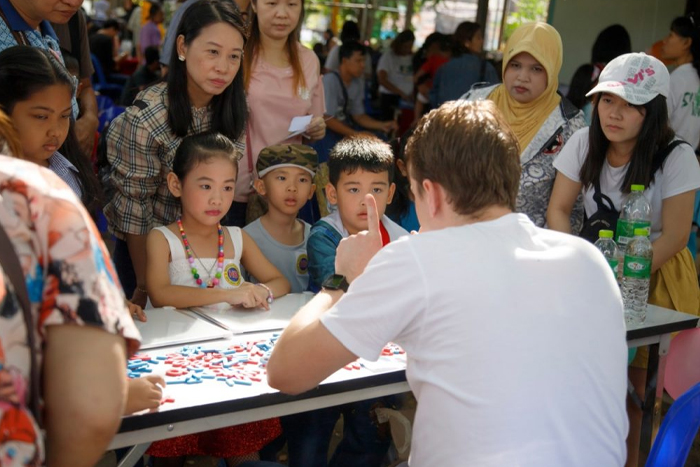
left=547, top=53, right=700, bottom=467
left=661, top=15, right=700, bottom=149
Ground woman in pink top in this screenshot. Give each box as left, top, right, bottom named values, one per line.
left=232, top=0, right=325, bottom=226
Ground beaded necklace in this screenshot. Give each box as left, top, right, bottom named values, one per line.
left=177, top=218, right=224, bottom=288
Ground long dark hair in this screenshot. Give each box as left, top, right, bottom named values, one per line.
left=591, top=24, right=631, bottom=64
left=671, top=16, right=700, bottom=79
left=452, top=21, right=481, bottom=57
left=244, top=0, right=306, bottom=94
left=566, top=63, right=595, bottom=110
left=0, top=46, right=101, bottom=212
left=167, top=0, right=248, bottom=141
left=580, top=94, right=675, bottom=193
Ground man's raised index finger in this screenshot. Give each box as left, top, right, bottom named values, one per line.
left=365, top=194, right=381, bottom=236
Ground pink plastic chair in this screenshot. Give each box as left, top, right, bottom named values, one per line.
left=664, top=327, right=700, bottom=400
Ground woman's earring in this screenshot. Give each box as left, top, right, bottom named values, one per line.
left=178, top=55, right=185, bottom=61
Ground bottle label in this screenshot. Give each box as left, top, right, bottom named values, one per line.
left=607, top=258, right=619, bottom=273
left=616, top=220, right=651, bottom=246
left=623, top=255, right=651, bottom=279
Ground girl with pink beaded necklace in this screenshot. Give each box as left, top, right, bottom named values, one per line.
left=146, top=132, right=291, bottom=312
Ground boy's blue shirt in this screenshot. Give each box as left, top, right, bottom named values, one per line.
left=307, top=210, right=409, bottom=292
left=307, top=218, right=343, bottom=292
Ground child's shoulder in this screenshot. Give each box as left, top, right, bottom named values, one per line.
left=148, top=224, right=179, bottom=242
left=149, top=224, right=169, bottom=235
left=311, top=212, right=343, bottom=236
left=242, top=217, right=263, bottom=235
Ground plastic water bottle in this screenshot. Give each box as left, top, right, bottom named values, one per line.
left=616, top=184, right=651, bottom=253
left=621, top=228, right=653, bottom=324
left=594, top=229, right=621, bottom=282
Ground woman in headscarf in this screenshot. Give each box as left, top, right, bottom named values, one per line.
left=463, top=22, right=586, bottom=230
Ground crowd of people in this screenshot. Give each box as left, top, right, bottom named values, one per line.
left=0, top=0, right=699, bottom=464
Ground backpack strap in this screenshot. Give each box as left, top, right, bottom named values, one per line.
left=0, top=6, right=28, bottom=45
left=650, top=140, right=690, bottom=176
left=592, top=177, right=617, bottom=213
left=331, top=72, right=355, bottom=127
left=0, top=222, right=42, bottom=427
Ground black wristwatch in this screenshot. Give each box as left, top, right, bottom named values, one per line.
left=322, top=274, right=349, bottom=293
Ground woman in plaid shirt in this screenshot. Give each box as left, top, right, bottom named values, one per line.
left=102, top=0, right=248, bottom=307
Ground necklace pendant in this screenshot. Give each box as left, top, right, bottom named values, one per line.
left=207, top=280, right=214, bottom=288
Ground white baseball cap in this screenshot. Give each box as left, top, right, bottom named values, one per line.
left=586, top=52, right=670, bottom=105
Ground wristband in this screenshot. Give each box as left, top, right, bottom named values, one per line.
left=257, top=283, right=274, bottom=304
left=136, top=286, right=148, bottom=294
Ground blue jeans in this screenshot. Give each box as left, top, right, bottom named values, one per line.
left=283, top=399, right=392, bottom=467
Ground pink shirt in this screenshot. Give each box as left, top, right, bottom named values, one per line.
left=237, top=44, right=325, bottom=202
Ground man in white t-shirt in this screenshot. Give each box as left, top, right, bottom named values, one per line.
left=267, top=100, right=629, bottom=467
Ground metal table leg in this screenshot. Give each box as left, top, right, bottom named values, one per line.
left=639, top=334, right=671, bottom=461
left=116, top=443, right=150, bottom=467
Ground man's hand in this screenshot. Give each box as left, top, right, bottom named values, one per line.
left=335, top=194, right=383, bottom=283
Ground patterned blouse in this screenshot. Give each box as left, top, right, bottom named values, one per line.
left=103, top=82, right=246, bottom=239
left=0, top=156, right=140, bottom=465
left=464, top=84, right=587, bottom=231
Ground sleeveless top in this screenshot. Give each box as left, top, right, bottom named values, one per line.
left=154, top=226, right=247, bottom=310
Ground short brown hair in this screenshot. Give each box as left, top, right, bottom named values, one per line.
left=405, top=100, right=520, bottom=215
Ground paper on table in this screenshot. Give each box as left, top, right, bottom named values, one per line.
left=136, top=307, right=232, bottom=350
left=289, top=115, right=312, bottom=132
left=190, top=293, right=314, bottom=334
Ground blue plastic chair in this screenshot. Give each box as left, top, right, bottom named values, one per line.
left=94, top=94, right=125, bottom=133
left=645, top=381, right=700, bottom=467
left=90, top=53, right=124, bottom=101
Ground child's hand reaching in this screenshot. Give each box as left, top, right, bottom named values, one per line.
left=125, top=375, right=165, bottom=415
left=227, top=282, right=271, bottom=310
left=127, top=300, right=147, bottom=322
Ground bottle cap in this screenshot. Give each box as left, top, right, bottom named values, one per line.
left=598, top=230, right=614, bottom=238
left=634, top=227, right=649, bottom=236
left=631, top=184, right=645, bottom=191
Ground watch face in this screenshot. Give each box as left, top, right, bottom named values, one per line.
left=323, top=274, right=348, bottom=291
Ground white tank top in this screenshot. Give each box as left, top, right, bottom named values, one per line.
left=154, top=226, right=246, bottom=292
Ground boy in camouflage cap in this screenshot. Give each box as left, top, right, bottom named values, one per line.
left=255, top=144, right=318, bottom=179
left=243, top=144, right=318, bottom=293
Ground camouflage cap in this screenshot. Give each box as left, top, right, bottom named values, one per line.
left=257, top=144, right=319, bottom=178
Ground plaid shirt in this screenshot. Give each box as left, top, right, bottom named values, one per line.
left=103, top=82, right=245, bottom=238
left=0, top=0, right=80, bottom=118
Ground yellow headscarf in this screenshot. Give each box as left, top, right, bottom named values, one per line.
left=490, top=22, right=563, bottom=153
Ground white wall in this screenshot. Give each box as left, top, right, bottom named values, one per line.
left=550, top=0, right=685, bottom=86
